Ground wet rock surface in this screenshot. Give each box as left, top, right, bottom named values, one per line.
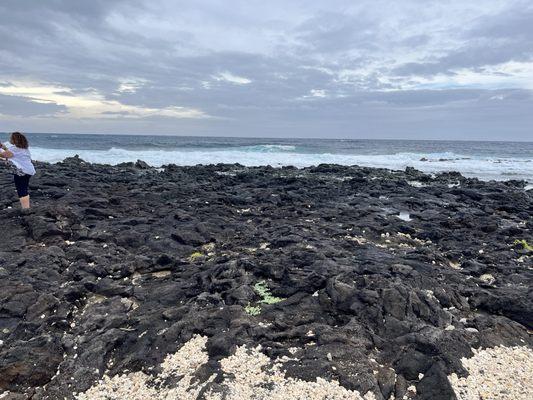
left=0, top=159, right=531, bottom=399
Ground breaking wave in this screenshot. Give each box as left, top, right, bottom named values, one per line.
left=29, top=146, right=533, bottom=182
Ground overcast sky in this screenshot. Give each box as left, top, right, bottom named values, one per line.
left=0, top=0, right=532, bottom=140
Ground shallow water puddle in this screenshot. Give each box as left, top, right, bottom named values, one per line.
left=397, top=211, right=412, bottom=221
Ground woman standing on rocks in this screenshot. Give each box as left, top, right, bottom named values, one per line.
left=1, top=132, right=36, bottom=209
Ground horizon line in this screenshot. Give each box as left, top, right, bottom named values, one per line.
left=8, top=131, right=533, bottom=144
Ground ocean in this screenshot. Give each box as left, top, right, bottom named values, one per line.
left=12, top=133, right=533, bottom=183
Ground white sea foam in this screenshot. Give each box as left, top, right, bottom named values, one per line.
left=30, top=147, right=533, bottom=182
left=240, top=144, right=297, bottom=152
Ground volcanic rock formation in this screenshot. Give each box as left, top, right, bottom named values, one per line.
left=0, top=158, right=531, bottom=399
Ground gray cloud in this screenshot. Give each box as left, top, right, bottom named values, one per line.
left=0, top=94, right=67, bottom=117
left=0, top=0, right=531, bottom=140
left=393, top=4, right=533, bottom=77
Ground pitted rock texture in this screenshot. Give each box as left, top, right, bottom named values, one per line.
left=0, top=158, right=531, bottom=399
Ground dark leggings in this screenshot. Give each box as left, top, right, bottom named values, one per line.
left=14, top=174, right=31, bottom=198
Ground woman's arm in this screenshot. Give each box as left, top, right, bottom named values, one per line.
left=0, top=143, right=12, bottom=158
left=0, top=150, right=13, bottom=159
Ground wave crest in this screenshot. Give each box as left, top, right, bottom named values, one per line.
left=29, top=147, right=532, bottom=182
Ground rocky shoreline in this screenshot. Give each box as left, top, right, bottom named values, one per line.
left=0, top=158, right=531, bottom=399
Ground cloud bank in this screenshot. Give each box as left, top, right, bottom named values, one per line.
left=0, top=0, right=532, bottom=140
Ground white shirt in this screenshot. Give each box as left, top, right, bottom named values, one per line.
left=4, top=142, right=36, bottom=175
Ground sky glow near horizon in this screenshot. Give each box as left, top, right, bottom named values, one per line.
left=0, top=0, right=532, bottom=140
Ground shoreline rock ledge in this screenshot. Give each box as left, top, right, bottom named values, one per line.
left=0, top=159, right=532, bottom=399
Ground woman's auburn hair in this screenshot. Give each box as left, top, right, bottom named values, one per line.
left=10, top=132, right=29, bottom=149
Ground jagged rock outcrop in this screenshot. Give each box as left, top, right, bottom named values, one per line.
left=0, top=160, right=531, bottom=399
